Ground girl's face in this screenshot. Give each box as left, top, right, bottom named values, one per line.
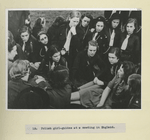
left=52, top=52, right=61, bottom=62
left=39, top=34, right=48, bottom=45
left=96, top=21, right=104, bottom=32
left=87, top=44, right=97, bottom=57
left=126, top=22, right=135, bottom=35
left=81, top=16, right=90, bottom=28
left=8, top=45, right=17, bottom=60
left=108, top=53, right=119, bottom=65
left=69, top=17, right=80, bottom=27
left=118, top=65, right=124, bottom=78
left=111, top=19, right=120, bottom=29
left=21, top=31, right=30, bottom=42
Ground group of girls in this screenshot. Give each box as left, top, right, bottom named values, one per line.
left=8, top=10, right=141, bottom=109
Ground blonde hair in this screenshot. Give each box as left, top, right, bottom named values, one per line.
left=66, top=11, right=81, bottom=21
left=9, top=60, right=30, bottom=79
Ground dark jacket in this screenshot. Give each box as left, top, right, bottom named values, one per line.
left=84, top=30, right=109, bottom=58
left=120, top=33, right=140, bottom=64
left=17, top=35, right=39, bottom=63
left=72, top=50, right=106, bottom=83
left=8, top=79, right=30, bottom=109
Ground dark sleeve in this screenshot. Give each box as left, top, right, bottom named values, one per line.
left=133, top=36, right=140, bottom=64
left=95, top=56, right=107, bottom=80
left=72, top=52, right=82, bottom=80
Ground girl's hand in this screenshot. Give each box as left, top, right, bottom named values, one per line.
left=70, top=26, right=76, bottom=35
left=96, top=103, right=103, bottom=108
left=34, top=62, right=41, bottom=69
left=96, top=79, right=104, bottom=86
left=93, top=77, right=98, bottom=84
left=90, top=28, right=95, bottom=32
left=61, top=49, right=66, bottom=55
left=51, top=62, right=55, bottom=70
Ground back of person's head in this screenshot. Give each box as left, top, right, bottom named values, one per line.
left=122, top=61, right=135, bottom=83
left=52, top=16, right=65, bottom=26
left=13, top=87, right=50, bottom=109
left=48, top=44, right=60, bottom=58
left=8, top=38, right=16, bottom=52
left=8, top=30, right=14, bottom=43
left=127, top=74, right=141, bottom=96
left=49, top=65, right=69, bottom=88
left=34, top=17, right=45, bottom=28
left=108, top=47, right=121, bottom=60
left=9, top=59, right=30, bottom=80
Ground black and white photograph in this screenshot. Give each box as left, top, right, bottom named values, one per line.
left=7, top=9, right=141, bottom=109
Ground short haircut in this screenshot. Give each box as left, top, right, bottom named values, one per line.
left=108, top=47, right=121, bottom=59
left=9, top=59, right=30, bottom=79
left=8, top=38, right=16, bottom=52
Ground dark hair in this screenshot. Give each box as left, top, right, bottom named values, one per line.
left=94, top=16, right=106, bottom=27
left=81, top=13, right=93, bottom=21
left=108, top=47, right=121, bottom=59
left=33, top=17, right=43, bottom=29
left=128, top=74, right=141, bottom=96
left=48, top=44, right=60, bottom=58
left=122, top=61, right=135, bottom=83
left=125, top=18, right=138, bottom=33
left=52, top=16, right=65, bottom=26
left=49, top=65, right=69, bottom=88
left=37, top=31, right=48, bottom=41
left=13, top=87, right=50, bottom=109
left=19, top=25, right=31, bottom=35
left=109, top=13, right=121, bottom=29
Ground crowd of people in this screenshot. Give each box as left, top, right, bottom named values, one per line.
left=8, top=10, right=141, bottom=109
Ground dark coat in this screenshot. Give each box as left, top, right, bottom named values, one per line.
left=8, top=11, right=30, bottom=43
left=72, top=50, right=107, bottom=83
left=84, top=30, right=109, bottom=59
left=8, top=79, right=30, bottom=109
left=120, top=33, right=140, bottom=64
left=17, top=35, right=39, bottom=63
left=105, top=27, right=122, bottom=48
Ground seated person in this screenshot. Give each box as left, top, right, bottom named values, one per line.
left=105, top=47, right=122, bottom=82
left=30, top=65, right=72, bottom=109
left=12, top=87, right=50, bottom=109
left=8, top=59, right=31, bottom=109
left=72, top=40, right=107, bottom=87
left=8, top=35, right=18, bottom=80
left=71, top=61, right=135, bottom=108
